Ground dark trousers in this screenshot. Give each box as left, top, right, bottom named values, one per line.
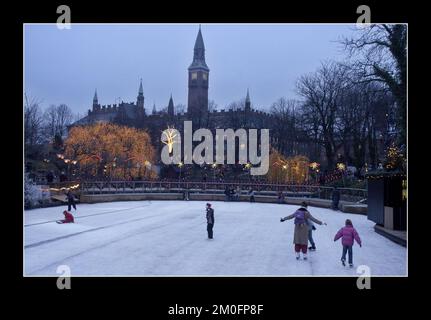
left=332, top=201, right=339, bottom=210
left=341, top=245, right=353, bottom=264
left=308, top=230, right=315, bottom=248
left=207, top=223, right=214, bottom=239
left=250, top=196, right=255, bottom=202
left=68, top=200, right=76, bottom=211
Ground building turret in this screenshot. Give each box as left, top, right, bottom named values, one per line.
left=92, top=89, right=100, bottom=111
left=168, top=94, right=174, bottom=117
left=245, top=88, right=251, bottom=111
left=137, top=79, right=145, bottom=116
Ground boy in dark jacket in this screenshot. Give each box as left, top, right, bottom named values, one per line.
left=206, top=203, right=215, bottom=239
left=66, top=190, right=77, bottom=211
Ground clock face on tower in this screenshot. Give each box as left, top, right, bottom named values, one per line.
left=191, top=72, right=198, bottom=80
left=202, top=73, right=208, bottom=81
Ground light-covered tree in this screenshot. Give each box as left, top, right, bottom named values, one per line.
left=64, top=123, right=157, bottom=180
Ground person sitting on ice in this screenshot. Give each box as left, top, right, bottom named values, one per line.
left=334, top=219, right=362, bottom=267
left=280, top=202, right=326, bottom=260
left=57, top=210, right=75, bottom=224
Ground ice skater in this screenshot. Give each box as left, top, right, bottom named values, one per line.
left=280, top=202, right=326, bottom=260
left=66, top=190, right=77, bottom=211
left=56, top=210, right=75, bottom=224
left=334, top=219, right=362, bottom=267
left=206, top=203, right=215, bottom=239
left=307, top=218, right=317, bottom=251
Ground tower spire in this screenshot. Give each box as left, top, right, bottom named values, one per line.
left=245, top=88, right=251, bottom=111
left=168, top=94, right=174, bottom=117
left=93, top=89, right=98, bottom=103
left=138, top=78, right=144, bottom=96
left=189, top=25, right=209, bottom=71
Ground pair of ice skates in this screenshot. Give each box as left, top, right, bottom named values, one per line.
left=341, top=259, right=354, bottom=268
left=295, top=252, right=307, bottom=260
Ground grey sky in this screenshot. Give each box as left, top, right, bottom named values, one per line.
left=24, top=23, right=357, bottom=116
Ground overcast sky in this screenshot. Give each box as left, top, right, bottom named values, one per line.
left=24, top=23, right=358, bottom=116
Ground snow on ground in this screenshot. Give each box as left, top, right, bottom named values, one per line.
left=24, top=201, right=406, bottom=276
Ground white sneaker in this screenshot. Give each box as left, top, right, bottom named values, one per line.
left=303, top=254, right=308, bottom=260
left=296, top=253, right=300, bottom=260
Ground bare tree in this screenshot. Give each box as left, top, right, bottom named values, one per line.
left=341, top=24, right=406, bottom=145
left=43, top=104, right=73, bottom=142
left=24, top=94, right=44, bottom=146
left=296, top=61, right=350, bottom=169
left=175, top=103, right=186, bottom=115
left=208, top=100, right=218, bottom=113
left=270, top=98, right=302, bottom=156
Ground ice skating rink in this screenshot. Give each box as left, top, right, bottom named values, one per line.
left=24, top=201, right=406, bottom=276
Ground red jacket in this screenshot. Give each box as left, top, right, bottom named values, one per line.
left=63, top=211, right=75, bottom=223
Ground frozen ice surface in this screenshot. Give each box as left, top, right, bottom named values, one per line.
left=24, top=201, right=406, bottom=276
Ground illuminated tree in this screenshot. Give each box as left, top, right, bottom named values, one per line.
left=267, top=149, right=310, bottom=184
left=383, top=143, right=404, bottom=171
left=64, top=123, right=157, bottom=180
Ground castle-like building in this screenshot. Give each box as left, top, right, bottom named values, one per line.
left=73, top=26, right=274, bottom=139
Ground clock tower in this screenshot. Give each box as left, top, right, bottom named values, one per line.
left=187, top=25, right=209, bottom=126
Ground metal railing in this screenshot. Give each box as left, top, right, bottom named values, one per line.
left=80, top=180, right=367, bottom=203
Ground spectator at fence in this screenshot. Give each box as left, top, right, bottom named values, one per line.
left=277, top=191, right=285, bottom=204
left=235, top=186, right=241, bottom=201
left=224, top=186, right=230, bottom=201
left=248, top=188, right=255, bottom=203
left=229, top=187, right=235, bottom=200
left=332, top=187, right=341, bottom=210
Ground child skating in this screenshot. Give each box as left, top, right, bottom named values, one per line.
left=280, top=202, right=326, bottom=260
left=334, top=219, right=362, bottom=267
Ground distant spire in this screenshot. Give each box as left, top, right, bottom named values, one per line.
left=245, top=88, right=251, bottom=111
left=93, top=89, right=98, bottom=103
left=246, top=88, right=250, bottom=103
left=152, top=102, right=156, bottom=115
left=138, top=78, right=144, bottom=95
left=168, top=94, right=174, bottom=116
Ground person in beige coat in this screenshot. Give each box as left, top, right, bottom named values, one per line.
left=280, top=202, right=327, bottom=260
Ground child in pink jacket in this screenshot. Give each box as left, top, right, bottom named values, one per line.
left=334, top=219, right=362, bottom=267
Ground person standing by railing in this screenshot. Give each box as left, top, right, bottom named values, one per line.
left=332, top=187, right=341, bottom=210
left=277, top=191, right=284, bottom=204
left=248, top=188, right=255, bottom=203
